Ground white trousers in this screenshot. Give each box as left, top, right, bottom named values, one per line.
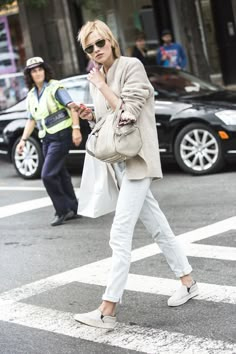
left=102, top=162, right=192, bottom=303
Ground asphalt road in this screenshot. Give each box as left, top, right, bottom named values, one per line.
left=0, top=156, right=236, bottom=354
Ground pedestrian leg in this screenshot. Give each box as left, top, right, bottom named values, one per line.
left=102, top=174, right=152, bottom=303
left=60, top=166, right=78, bottom=213
left=139, top=189, right=198, bottom=306
left=139, top=188, right=192, bottom=277
left=41, top=140, right=71, bottom=216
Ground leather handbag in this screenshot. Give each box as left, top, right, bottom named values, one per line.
left=86, top=100, right=142, bottom=163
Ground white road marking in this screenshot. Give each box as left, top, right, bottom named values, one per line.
left=132, top=242, right=236, bottom=262
left=130, top=216, right=236, bottom=263
left=185, top=243, right=236, bottom=261
left=0, top=189, right=80, bottom=218
left=0, top=192, right=236, bottom=352
left=179, top=217, right=236, bottom=243
left=0, top=254, right=235, bottom=305
left=0, top=187, right=80, bottom=192
left=0, top=187, right=46, bottom=191
left=0, top=302, right=235, bottom=354
left=0, top=197, right=52, bottom=219
left=0, top=217, right=235, bottom=304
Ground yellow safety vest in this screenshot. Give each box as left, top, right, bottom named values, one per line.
left=26, top=80, right=72, bottom=139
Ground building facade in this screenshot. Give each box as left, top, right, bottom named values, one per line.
left=2, top=0, right=236, bottom=86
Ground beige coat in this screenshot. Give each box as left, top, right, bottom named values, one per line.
left=90, top=56, right=163, bottom=180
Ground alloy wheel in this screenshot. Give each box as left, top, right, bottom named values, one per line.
left=14, top=140, right=40, bottom=178
left=179, top=128, right=219, bottom=172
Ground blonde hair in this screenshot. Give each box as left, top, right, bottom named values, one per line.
left=77, top=20, right=121, bottom=59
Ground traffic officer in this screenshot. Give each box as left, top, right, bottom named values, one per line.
left=17, top=57, right=82, bottom=226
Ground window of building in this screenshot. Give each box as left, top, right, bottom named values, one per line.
left=81, top=0, right=158, bottom=64
left=0, top=1, right=27, bottom=110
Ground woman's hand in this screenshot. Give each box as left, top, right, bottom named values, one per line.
left=79, top=104, right=94, bottom=121
left=87, top=67, right=105, bottom=89
left=72, top=129, right=82, bottom=146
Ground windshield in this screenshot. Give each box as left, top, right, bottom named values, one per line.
left=61, top=75, right=92, bottom=105
left=147, top=67, right=220, bottom=98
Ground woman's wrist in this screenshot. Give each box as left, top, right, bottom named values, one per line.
left=97, top=81, right=106, bottom=90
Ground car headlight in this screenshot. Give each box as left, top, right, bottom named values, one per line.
left=215, top=110, right=236, bottom=125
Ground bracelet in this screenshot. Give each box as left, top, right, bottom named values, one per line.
left=21, top=138, right=27, bottom=142
left=72, top=125, right=80, bottom=129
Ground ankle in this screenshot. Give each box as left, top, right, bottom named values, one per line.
left=99, top=301, right=116, bottom=317
left=181, top=275, right=194, bottom=288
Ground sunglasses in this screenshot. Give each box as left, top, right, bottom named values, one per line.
left=84, top=39, right=106, bottom=54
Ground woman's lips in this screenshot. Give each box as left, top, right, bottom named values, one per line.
left=95, top=53, right=103, bottom=59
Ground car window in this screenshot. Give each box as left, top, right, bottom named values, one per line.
left=61, top=76, right=92, bottom=105
left=147, top=68, right=219, bottom=98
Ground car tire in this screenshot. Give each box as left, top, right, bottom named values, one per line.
left=174, top=123, right=224, bottom=175
left=12, top=136, right=43, bottom=179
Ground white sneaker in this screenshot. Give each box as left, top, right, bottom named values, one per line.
left=168, top=281, right=199, bottom=307
left=74, top=309, right=116, bottom=329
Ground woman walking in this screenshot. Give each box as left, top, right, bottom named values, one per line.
left=75, top=20, right=198, bottom=329
left=17, top=57, right=82, bottom=226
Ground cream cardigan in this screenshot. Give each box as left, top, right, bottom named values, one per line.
left=90, top=56, right=163, bottom=180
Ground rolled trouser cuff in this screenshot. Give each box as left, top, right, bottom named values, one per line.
left=174, top=265, right=193, bottom=278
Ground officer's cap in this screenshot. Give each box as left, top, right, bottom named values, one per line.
left=25, top=57, right=44, bottom=70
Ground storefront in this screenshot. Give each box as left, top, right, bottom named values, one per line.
left=211, top=0, right=236, bottom=85
left=0, top=1, right=26, bottom=109
left=0, top=1, right=25, bottom=74
left=69, top=0, right=159, bottom=71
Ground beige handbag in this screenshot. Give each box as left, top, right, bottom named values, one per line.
left=86, top=100, right=142, bottom=163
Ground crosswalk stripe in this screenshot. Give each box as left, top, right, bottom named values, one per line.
left=71, top=265, right=236, bottom=305
left=130, top=216, right=236, bottom=263
left=0, top=302, right=235, bottom=354
left=1, top=255, right=235, bottom=305
left=130, top=242, right=236, bottom=262
left=184, top=243, right=236, bottom=261
left=0, top=187, right=46, bottom=191
left=0, top=192, right=235, bottom=351
left=0, top=187, right=80, bottom=192
left=0, top=197, right=52, bottom=218
left=180, top=216, right=236, bottom=243
left=0, top=216, right=235, bottom=304
left=0, top=190, right=80, bottom=218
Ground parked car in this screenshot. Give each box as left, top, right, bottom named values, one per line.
left=0, top=66, right=236, bottom=179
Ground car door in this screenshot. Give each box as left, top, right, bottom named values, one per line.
left=62, top=75, right=92, bottom=153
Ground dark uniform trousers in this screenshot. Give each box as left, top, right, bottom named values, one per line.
left=41, top=127, right=78, bottom=216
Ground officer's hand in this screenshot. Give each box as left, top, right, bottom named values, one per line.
left=67, top=102, right=80, bottom=111
left=16, top=140, right=26, bottom=155
left=72, top=129, right=82, bottom=147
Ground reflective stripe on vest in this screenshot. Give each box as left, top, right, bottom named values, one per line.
left=27, top=80, right=72, bottom=138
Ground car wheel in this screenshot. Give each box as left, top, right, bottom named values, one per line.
left=12, top=136, right=43, bottom=179
left=174, top=123, right=224, bottom=175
